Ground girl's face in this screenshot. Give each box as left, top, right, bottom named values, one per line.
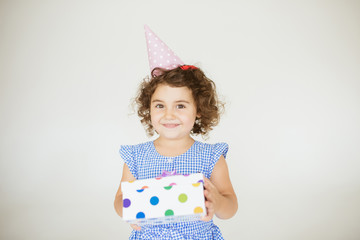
left=150, top=84, right=198, bottom=141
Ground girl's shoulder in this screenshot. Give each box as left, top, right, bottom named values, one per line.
left=196, top=141, right=228, bottom=146
left=195, top=141, right=229, bottom=151
left=119, top=141, right=155, bottom=179
left=194, top=141, right=229, bottom=159
left=120, top=141, right=153, bottom=154
left=120, top=141, right=153, bottom=149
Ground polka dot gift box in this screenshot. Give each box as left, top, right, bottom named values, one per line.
left=121, top=173, right=206, bottom=225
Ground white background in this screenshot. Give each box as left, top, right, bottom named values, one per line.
left=1, top=0, right=360, bottom=239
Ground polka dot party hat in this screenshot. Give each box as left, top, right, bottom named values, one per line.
left=144, top=25, right=184, bottom=73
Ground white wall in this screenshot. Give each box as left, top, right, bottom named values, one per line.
left=1, top=1, right=360, bottom=239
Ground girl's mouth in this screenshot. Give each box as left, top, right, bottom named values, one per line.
left=163, top=123, right=180, bottom=128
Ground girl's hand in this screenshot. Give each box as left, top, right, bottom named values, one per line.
left=201, top=155, right=238, bottom=220
left=201, top=177, right=222, bottom=222
left=130, top=224, right=141, bottom=231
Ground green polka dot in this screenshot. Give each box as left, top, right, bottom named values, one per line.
left=164, top=186, right=172, bottom=190
left=178, top=193, right=188, bottom=203
left=165, top=209, right=174, bottom=216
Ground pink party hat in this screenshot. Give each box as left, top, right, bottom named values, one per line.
left=144, top=25, right=184, bottom=72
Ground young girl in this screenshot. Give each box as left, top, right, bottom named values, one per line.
left=114, top=26, right=237, bottom=239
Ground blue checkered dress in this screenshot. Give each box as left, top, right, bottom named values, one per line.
left=119, top=140, right=228, bottom=240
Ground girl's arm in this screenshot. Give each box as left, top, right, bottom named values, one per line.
left=114, top=163, right=136, bottom=217
left=114, top=164, right=141, bottom=231
left=202, top=155, right=238, bottom=220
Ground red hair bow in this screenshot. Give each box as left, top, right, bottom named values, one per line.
left=180, top=65, right=198, bottom=70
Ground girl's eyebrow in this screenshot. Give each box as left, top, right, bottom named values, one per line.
left=175, top=100, right=190, bottom=104
left=151, top=99, right=190, bottom=104
left=151, top=99, right=163, bottom=102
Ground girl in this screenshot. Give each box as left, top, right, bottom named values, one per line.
left=114, top=25, right=237, bottom=239
left=114, top=66, right=238, bottom=239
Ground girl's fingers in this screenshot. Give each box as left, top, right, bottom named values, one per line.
left=201, top=215, right=212, bottom=222
left=204, top=189, right=212, bottom=200
left=204, top=178, right=214, bottom=190
left=202, top=178, right=217, bottom=222
left=201, top=210, right=213, bottom=221
left=130, top=224, right=141, bottom=231
left=201, top=202, right=215, bottom=222
left=204, top=178, right=220, bottom=203
left=205, top=200, right=213, bottom=209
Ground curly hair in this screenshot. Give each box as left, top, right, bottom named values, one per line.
left=135, top=65, right=224, bottom=137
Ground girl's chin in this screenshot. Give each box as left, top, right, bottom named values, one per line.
left=157, top=132, right=194, bottom=141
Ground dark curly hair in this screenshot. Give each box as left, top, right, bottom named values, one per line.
left=135, top=65, right=224, bottom=137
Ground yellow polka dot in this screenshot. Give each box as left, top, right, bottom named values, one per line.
left=192, top=183, right=201, bottom=187
left=194, top=207, right=203, bottom=214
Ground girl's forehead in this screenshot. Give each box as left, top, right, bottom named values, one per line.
left=152, top=84, right=194, bottom=101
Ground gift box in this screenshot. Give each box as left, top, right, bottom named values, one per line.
left=121, top=172, right=206, bottom=225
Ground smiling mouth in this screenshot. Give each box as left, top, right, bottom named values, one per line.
left=163, top=123, right=180, bottom=128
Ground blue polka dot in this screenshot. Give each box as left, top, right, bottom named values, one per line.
left=150, top=196, right=159, bottom=205
left=136, top=212, right=145, bottom=219
left=136, top=189, right=144, bottom=193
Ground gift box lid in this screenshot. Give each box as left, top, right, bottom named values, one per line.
left=121, top=172, right=204, bottom=191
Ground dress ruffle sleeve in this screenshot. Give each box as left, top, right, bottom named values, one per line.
left=207, top=142, right=229, bottom=179
left=119, top=145, right=138, bottom=179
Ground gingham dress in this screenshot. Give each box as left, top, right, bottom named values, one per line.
left=119, top=140, right=228, bottom=240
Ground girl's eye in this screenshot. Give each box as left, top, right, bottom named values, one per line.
left=177, top=104, right=185, bottom=109
left=155, top=104, right=164, bottom=109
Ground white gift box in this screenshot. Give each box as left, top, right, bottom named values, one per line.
left=121, top=173, right=206, bottom=225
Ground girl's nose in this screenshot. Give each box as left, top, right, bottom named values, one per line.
left=164, top=109, right=175, bottom=119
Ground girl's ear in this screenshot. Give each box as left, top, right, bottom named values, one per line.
left=196, top=113, right=201, bottom=118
